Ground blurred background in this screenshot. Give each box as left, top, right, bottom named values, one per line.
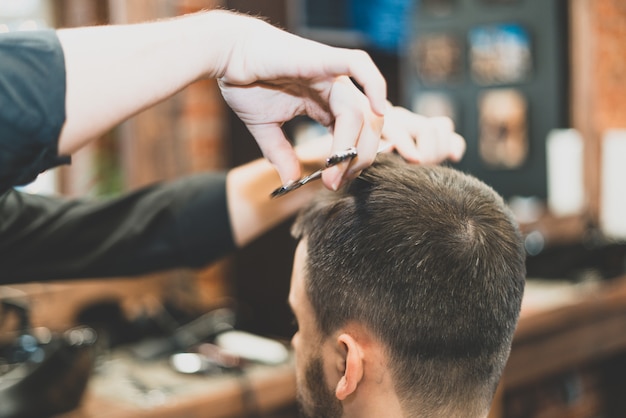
left=2, top=0, right=626, bottom=417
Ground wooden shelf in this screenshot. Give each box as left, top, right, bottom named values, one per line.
left=56, top=351, right=296, bottom=418
left=489, top=276, right=626, bottom=418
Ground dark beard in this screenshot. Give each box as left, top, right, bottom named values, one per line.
left=297, top=356, right=343, bottom=418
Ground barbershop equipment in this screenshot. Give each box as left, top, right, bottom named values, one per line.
left=126, top=306, right=289, bottom=367
left=169, top=330, right=289, bottom=375
left=81, top=302, right=290, bottom=418
left=0, top=299, right=97, bottom=418
left=129, top=307, right=236, bottom=361
left=214, top=330, right=289, bottom=366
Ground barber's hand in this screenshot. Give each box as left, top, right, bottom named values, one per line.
left=382, top=105, right=466, bottom=164
left=295, top=105, right=465, bottom=173
left=216, top=13, right=386, bottom=190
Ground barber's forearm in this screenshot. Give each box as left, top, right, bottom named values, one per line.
left=56, top=10, right=238, bottom=155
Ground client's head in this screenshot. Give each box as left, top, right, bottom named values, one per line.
left=288, top=154, right=526, bottom=418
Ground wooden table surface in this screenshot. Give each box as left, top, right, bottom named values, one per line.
left=489, top=275, right=626, bottom=417
left=56, top=350, right=296, bottom=418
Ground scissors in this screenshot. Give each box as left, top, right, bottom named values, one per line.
left=270, top=147, right=358, bottom=198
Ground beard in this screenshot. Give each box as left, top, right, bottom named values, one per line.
left=297, top=355, right=343, bottom=418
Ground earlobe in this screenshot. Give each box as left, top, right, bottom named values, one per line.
left=334, top=333, right=364, bottom=401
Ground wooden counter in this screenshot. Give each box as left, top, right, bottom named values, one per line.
left=57, top=351, right=296, bottom=418
left=490, top=276, right=626, bottom=418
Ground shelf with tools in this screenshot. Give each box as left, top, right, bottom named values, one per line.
left=489, top=276, right=626, bottom=418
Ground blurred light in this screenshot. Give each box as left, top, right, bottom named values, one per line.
left=600, top=130, right=626, bottom=240
left=525, top=230, right=545, bottom=256
left=509, top=195, right=544, bottom=224
left=0, top=0, right=40, bottom=18
left=546, top=129, right=584, bottom=217
left=0, top=24, right=8, bottom=33
left=17, top=169, right=58, bottom=195
left=18, top=19, right=40, bottom=31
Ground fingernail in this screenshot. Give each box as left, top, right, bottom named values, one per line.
left=331, top=173, right=342, bottom=191
left=324, top=166, right=343, bottom=191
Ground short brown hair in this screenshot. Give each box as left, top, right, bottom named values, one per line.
left=291, top=154, right=525, bottom=416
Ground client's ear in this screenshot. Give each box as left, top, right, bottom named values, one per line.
left=334, top=333, right=364, bottom=400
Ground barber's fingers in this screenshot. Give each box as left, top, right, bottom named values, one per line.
left=308, top=46, right=387, bottom=116
left=246, top=123, right=302, bottom=185
left=414, top=116, right=465, bottom=164
left=390, top=115, right=465, bottom=164
left=350, top=112, right=384, bottom=177
left=321, top=103, right=364, bottom=190
left=322, top=78, right=384, bottom=190
left=338, top=49, right=388, bottom=116
left=412, top=116, right=451, bottom=163
left=382, top=111, right=423, bottom=162
left=447, top=132, right=466, bottom=162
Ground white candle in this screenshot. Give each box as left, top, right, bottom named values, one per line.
left=546, top=129, right=585, bottom=217
left=600, top=130, right=626, bottom=240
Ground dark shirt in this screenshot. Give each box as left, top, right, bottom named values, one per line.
left=0, top=173, right=235, bottom=284
left=0, top=30, right=69, bottom=194
left=0, top=31, right=235, bottom=284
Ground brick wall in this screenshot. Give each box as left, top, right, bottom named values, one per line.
left=593, top=1, right=626, bottom=130
left=571, top=0, right=626, bottom=220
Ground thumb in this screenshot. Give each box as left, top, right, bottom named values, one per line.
left=247, top=123, right=302, bottom=185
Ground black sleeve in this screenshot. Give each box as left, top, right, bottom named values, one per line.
left=0, top=173, right=236, bottom=284
left=0, top=30, right=70, bottom=194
